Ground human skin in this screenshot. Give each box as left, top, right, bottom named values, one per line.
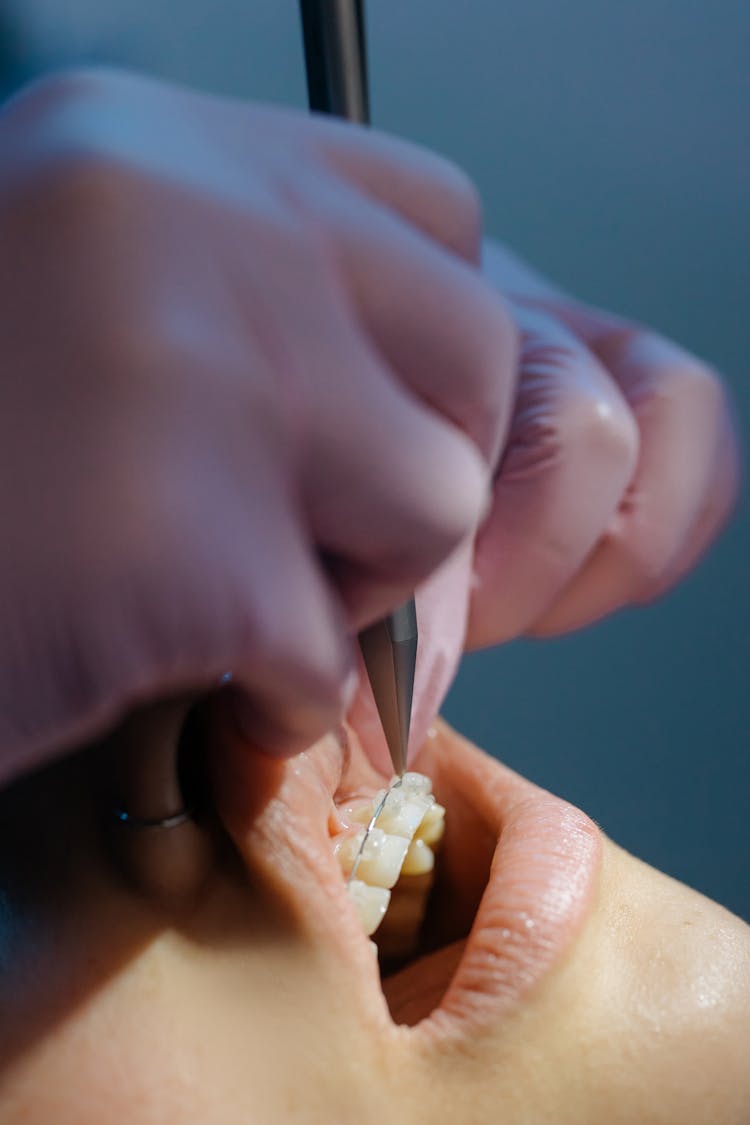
left=1, top=720, right=747, bottom=1124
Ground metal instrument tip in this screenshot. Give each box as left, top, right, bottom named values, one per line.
left=358, top=599, right=418, bottom=779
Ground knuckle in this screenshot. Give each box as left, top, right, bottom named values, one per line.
left=250, top=196, right=342, bottom=296
left=614, top=522, right=675, bottom=601
left=453, top=295, right=520, bottom=462
left=8, top=148, right=130, bottom=290
left=0, top=77, right=162, bottom=274
left=630, top=550, right=672, bottom=601
left=638, top=350, right=729, bottom=432
left=3, top=70, right=119, bottom=202
left=480, top=298, right=522, bottom=409
left=430, top=158, right=483, bottom=260
left=562, top=373, right=640, bottom=479
left=4, top=66, right=108, bottom=126
left=670, top=357, right=727, bottom=416
left=396, top=443, right=487, bottom=576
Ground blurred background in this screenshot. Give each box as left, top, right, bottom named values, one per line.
left=1, top=0, right=747, bottom=919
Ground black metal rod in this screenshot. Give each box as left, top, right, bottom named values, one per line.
left=299, top=0, right=370, bottom=123
left=298, top=1, right=418, bottom=778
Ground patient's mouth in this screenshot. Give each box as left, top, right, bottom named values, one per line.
left=330, top=721, right=602, bottom=1035
left=332, top=771, right=445, bottom=947
left=214, top=716, right=601, bottom=1040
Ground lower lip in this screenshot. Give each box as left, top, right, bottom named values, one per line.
left=389, top=733, right=602, bottom=1038
left=439, top=793, right=600, bottom=1034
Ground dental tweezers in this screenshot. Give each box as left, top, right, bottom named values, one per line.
left=299, top=0, right=418, bottom=778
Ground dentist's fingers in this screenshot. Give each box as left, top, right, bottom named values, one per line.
left=310, top=115, right=483, bottom=262
left=301, top=311, right=490, bottom=629
left=530, top=312, right=740, bottom=635
left=316, top=183, right=519, bottom=467
left=135, top=445, right=355, bottom=759
left=651, top=424, right=741, bottom=595
left=466, top=306, right=638, bottom=649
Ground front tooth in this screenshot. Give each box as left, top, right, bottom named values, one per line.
left=335, top=828, right=409, bottom=888
left=415, top=803, right=446, bottom=846
left=347, top=879, right=390, bottom=936
left=339, top=802, right=374, bottom=828
left=376, top=791, right=434, bottom=838
left=401, top=837, right=435, bottom=876
left=399, top=772, right=433, bottom=796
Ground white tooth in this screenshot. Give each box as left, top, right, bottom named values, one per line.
left=415, top=803, right=446, bottom=846
left=339, top=802, right=373, bottom=827
left=333, top=770, right=444, bottom=942
left=335, top=828, right=409, bottom=888
left=376, top=790, right=434, bottom=838
left=335, top=831, right=363, bottom=873
left=347, top=879, right=390, bottom=936
left=397, top=772, right=433, bottom=797
left=401, top=836, right=435, bottom=876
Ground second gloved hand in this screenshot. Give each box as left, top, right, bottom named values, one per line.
left=351, top=239, right=739, bottom=770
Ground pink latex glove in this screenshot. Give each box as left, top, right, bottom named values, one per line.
left=0, top=70, right=519, bottom=787
left=353, top=242, right=740, bottom=771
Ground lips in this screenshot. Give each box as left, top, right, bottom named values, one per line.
left=389, top=723, right=602, bottom=1035
left=212, top=714, right=602, bottom=1043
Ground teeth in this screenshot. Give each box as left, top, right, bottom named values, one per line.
left=339, top=803, right=375, bottom=828
left=373, top=789, right=434, bottom=839
left=415, top=803, right=445, bottom=847
left=376, top=873, right=434, bottom=962
left=334, top=770, right=444, bottom=950
left=335, top=828, right=409, bottom=888
left=341, top=787, right=435, bottom=838
left=399, top=772, right=433, bottom=797
left=346, top=879, right=390, bottom=936
left=401, top=836, right=435, bottom=876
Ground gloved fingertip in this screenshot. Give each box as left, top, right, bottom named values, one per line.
left=228, top=694, right=338, bottom=760
left=341, top=667, right=361, bottom=715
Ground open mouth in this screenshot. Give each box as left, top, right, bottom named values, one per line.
left=213, top=716, right=602, bottom=1042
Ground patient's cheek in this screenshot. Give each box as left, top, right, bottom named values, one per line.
left=412, top=842, right=750, bottom=1125
left=591, top=845, right=750, bottom=1120
left=0, top=883, right=387, bottom=1125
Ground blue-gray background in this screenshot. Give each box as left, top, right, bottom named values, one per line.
left=2, top=1, right=747, bottom=918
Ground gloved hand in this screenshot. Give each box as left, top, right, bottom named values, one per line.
left=353, top=241, right=740, bottom=769
left=0, top=69, right=518, bottom=785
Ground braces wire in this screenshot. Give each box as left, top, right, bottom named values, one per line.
left=346, top=776, right=403, bottom=885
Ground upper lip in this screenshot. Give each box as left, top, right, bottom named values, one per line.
left=213, top=716, right=602, bottom=1042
